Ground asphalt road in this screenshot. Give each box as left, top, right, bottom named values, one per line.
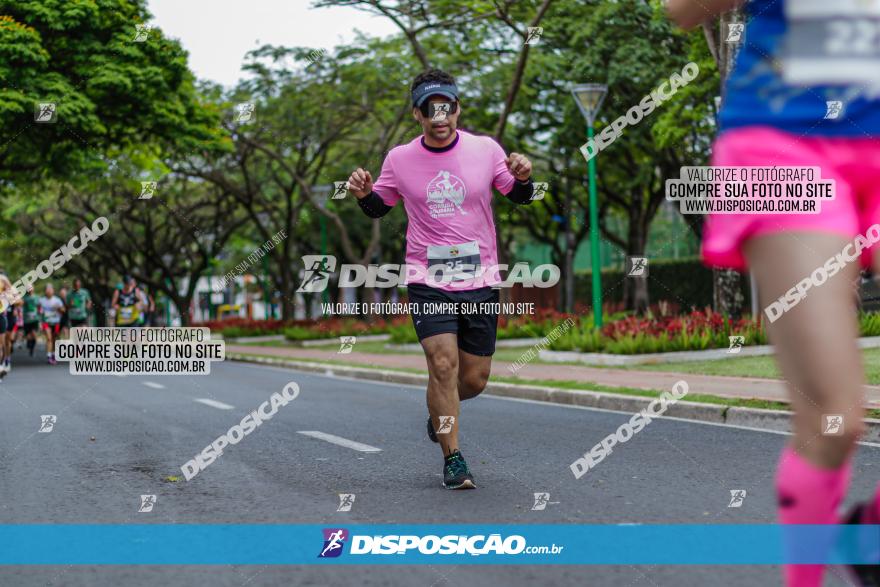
left=2, top=346, right=879, bottom=586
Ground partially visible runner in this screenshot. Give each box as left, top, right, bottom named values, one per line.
left=66, top=278, right=93, bottom=329
left=10, top=298, right=22, bottom=352
left=348, top=68, right=536, bottom=489
left=21, top=286, right=40, bottom=357
left=112, top=275, right=144, bottom=328
left=38, top=284, right=65, bottom=365
left=57, top=285, right=70, bottom=339
left=138, top=282, right=154, bottom=326
left=668, top=1, right=880, bottom=584
left=0, top=273, right=14, bottom=378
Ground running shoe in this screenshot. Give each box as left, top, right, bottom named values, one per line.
left=443, top=450, right=475, bottom=490
left=48, top=356, right=56, bottom=365
left=427, top=416, right=438, bottom=443
left=844, top=504, right=880, bottom=586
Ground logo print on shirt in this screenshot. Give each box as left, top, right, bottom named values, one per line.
left=426, top=171, right=467, bottom=218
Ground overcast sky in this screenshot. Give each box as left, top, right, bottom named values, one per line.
left=147, top=0, right=398, bottom=87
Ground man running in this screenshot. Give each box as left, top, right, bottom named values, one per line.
left=111, top=275, right=144, bottom=328
left=38, top=284, right=64, bottom=365
left=66, top=278, right=93, bottom=329
left=21, top=286, right=40, bottom=357
left=348, top=68, right=536, bottom=489
left=669, top=0, right=880, bottom=584
left=57, top=286, right=70, bottom=339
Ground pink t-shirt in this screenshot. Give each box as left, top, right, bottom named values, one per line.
left=372, top=130, right=516, bottom=291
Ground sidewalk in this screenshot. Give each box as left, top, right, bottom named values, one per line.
left=226, top=344, right=880, bottom=409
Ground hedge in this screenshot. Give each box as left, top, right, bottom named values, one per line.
left=574, top=257, right=752, bottom=311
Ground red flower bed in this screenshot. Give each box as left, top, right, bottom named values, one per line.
left=600, top=309, right=761, bottom=341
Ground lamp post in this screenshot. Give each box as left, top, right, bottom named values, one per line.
left=571, top=83, right=608, bottom=328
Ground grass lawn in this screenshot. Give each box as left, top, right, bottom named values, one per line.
left=234, top=340, right=880, bottom=385
left=235, top=339, right=583, bottom=364
left=629, top=348, right=880, bottom=385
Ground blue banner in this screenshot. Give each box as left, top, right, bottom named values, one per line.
left=0, top=525, right=877, bottom=565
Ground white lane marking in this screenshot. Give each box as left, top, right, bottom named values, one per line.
left=142, top=381, right=165, bottom=389
left=194, top=398, right=235, bottom=410
left=297, top=430, right=382, bottom=453
left=231, top=362, right=880, bottom=449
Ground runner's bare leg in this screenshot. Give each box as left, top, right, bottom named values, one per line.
left=422, top=333, right=460, bottom=457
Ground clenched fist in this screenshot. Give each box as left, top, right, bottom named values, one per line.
left=348, top=167, right=374, bottom=199
left=505, top=153, right=532, bottom=182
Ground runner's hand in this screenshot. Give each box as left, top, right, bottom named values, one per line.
left=348, top=168, right=374, bottom=199
left=506, top=153, right=532, bottom=182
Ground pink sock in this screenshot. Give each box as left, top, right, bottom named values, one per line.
left=776, top=446, right=852, bottom=587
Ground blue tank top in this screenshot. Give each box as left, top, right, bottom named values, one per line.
left=721, top=0, right=880, bottom=136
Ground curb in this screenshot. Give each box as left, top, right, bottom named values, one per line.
left=226, top=353, right=880, bottom=443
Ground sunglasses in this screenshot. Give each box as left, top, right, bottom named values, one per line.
left=419, top=101, right=458, bottom=120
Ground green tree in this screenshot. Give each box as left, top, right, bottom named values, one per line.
left=0, top=0, right=222, bottom=184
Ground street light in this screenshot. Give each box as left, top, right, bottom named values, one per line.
left=571, top=83, right=608, bottom=328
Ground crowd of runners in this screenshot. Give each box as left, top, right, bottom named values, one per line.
left=0, top=274, right=156, bottom=374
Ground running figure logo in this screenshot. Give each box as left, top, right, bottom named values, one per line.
left=34, top=103, right=57, bottom=123
left=338, top=336, right=356, bottom=354
left=824, top=101, right=843, bottom=120
left=531, top=182, right=548, bottom=201
left=627, top=257, right=648, bottom=277
left=524, top=27, right=544, bottom=45
left=318, top=528, right=348, bottom=558
left=823, top=414, right=844, bottom=435
left=436, top=416, right=455, bottom=434
left=426, top=171, right=467, bottom=218
left=431, top=102, right=451, bottom=122
left=297, top=255, right=337, bottom=293
left=531, top=492, right=560, bottom=511
left=139, top=181, right=157, bottom=200
left=38, top=415, right=57, bottom=433
left=234, top=102, right=255, bottom=123
left=133, top=24, right=151, bottom=42
left=728, top=335, right=745, bottom=354
left=336, top=494, right=355, bottom=512
left=331, top=181, right=349, bottom=200
left=728, top=490, right=746, bottom=508
left=138, top=495, right=156, bottom=513
left=725, top=23, right=744, bottom=43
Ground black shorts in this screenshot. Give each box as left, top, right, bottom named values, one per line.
left=23, top=322, right=39, bottom=335
left=70, top=318, right=89, bottom=328
left=0, top=313, right=6, bottom=334
left=60, top=314, right=69, bottom=329
left=407, top=283, right=500, bottom=356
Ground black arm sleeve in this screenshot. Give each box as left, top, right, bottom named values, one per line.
left=505, top=178, right=535, bottom=205
left=357, top=191, right=393, bottom=218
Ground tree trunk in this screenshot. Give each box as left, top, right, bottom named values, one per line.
left=623, top=214, right=649, bottom=313
left=707, top=9, right=745, bottom=316
left=713, top=268, right=744, bottom=315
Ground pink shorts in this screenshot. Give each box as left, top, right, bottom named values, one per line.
left=703, top=126, right=880, bottom=271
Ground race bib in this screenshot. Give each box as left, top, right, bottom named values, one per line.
left=117, top=306, right=139, bottom=325
left=783, top=0, right=880, bottom=86
left=426, top=241, right=481, bottom=281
